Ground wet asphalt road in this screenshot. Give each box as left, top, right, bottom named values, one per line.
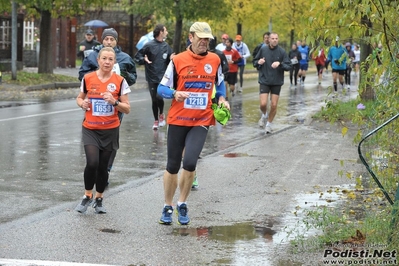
left=0, top=70, right=361, bottom=265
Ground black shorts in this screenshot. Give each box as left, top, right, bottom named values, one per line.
left=224, top=72, right=238, bottom=85
left=259, top=84, right=282, bottom=96
left=332, top=69, right=345, bottom=75
left=82, top=126, right=119, bottom=151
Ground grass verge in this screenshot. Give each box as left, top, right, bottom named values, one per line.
left=1, top=71, right=77, bottom=86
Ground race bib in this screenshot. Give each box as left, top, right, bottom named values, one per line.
left=84, top=49, right=94, bottom=57
left=112, top=63, right=121, bottom=75
left=91, top=98, right=114, bottom=116
left=184, top=92, right=208, bottom=110
left=291, top=58, right=298, bottom=64
left=301, top=53, right=307, bottom=60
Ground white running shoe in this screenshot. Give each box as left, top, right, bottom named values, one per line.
left=265, top=124, right=272, bottom=134
left=159, top=114, right=166, bottom=127
left=258, top=113, right=268, bottom=128
left=152, top=121, right=159, bottom=130
left=258, top=118, right=265, bottom=128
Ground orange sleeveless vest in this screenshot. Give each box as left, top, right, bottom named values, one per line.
left=167, top=49, right=220, bottom=126
left=82, top=72, right=124, bottom=130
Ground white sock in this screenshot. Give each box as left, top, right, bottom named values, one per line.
left=266, top=121, right=272, bottom=127
left=177, top=201, right=186, bottom=206
left=262, top=113, right=267, bottom=118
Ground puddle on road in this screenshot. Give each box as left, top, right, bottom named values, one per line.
left=223, top=152, right=250, bottom=158
left=173, top=185, right=349, bottom=265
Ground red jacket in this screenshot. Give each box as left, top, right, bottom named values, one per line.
left=223, top=48, right=241, bottom=73
left=313, top=49, right=326, bottom=66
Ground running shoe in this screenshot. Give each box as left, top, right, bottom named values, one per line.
left=159, top=205, right=173, bottom=225
left=159, top=114, right=166, bottom=127
left=176, top=203, right=190, bottom=225
left=75, top=195, right=93, bottom=213
left=265, top=124, right=273, bottom=134
left=258, top=117, right=265, bottom=128
left=152, top=120, right=159, bottom=130
left=93, top=197, right=107, bottom=214
left=192, top=173, right=199, bottom=189
left=258, top=113, right=268, bottom=128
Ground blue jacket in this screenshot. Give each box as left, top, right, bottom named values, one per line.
left=327, top=45, right=347, bottom=70
left=78, top=45, right=137, bottom=86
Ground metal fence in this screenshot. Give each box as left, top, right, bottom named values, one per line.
left=358, top=113, right=399, bottom=205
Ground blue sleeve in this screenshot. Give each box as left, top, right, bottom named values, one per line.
left=78, top=52, right=98, bottom=81
left=215, top=80, right=226, bottom=99
left=157, top=84, right=175, bottom=99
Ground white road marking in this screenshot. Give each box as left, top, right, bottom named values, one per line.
left=0, top=99, right=146, bottom=122
left=0, top=259, right=118, bottom=266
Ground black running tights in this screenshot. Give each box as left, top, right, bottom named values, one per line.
left=166, top=125, right=209, bottom=174
left=148, top=82, right=164, bottom=121
left=84, top=145, right=113, bottom=193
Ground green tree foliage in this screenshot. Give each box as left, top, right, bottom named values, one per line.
left=127, top=0, right=231, bottom=53
left=1, top=0, right=107, bottom=74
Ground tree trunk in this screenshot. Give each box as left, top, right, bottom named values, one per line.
left=359, top=14, right=375, bottom=100
left=236, top=23, right=242, bottom=35
left=38, top=10, right=53, bottom=74
left=173, top=17, right=183, bottom=53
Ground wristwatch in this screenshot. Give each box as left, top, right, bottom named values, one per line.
left=113, top=100, right=120, bottom=107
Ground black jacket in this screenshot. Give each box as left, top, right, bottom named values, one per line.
left=253, top=45, right=292, bottom=86
left=288, top=49, right=301, bottom=65
left=78, top=45, right=137, bottom=86
left=76, top=39, right=101, bottom=61
left=134, top=39, right=173, bottom=83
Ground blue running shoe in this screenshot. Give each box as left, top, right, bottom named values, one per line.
left=176, top=203, right=190, bottom=225
left=159, top=205, right=173, bottom=225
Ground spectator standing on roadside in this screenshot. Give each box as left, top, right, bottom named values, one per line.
left=232, top=34, right=250, bottom=93
left=77, top=29, right=101, bottom=62
left=156, top=22, right=229, bottom=225
left=74, top=47, right=131, bottom=214
left=288, top=43, right=301, bottom=87
left=223, top=38, right=242, bottom=98
left=253, top=32, right=291, bottom=134
left=134, top=24, right=175, bottom=130
left=78, top=28, right=137, bottom=185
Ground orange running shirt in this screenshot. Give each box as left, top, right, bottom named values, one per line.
left=81, top=71, right=130, bottom=130
left=222, top=48, right=241, bottom=73
left=160, top=49, right=222, bottom=126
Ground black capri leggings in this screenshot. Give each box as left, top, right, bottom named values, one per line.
left=166, top=125, right=209, bottom=174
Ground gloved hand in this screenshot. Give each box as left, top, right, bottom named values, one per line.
left=212, top=103, right=231, bottom=125
left=334, top=59, right=340, bottom=64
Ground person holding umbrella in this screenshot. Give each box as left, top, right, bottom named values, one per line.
left=134, top=24, right=175, bottom=130
left=78, top=28, right=137, bottom=185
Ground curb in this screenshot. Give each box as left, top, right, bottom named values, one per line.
left=24, top=82, right=81, bottom=92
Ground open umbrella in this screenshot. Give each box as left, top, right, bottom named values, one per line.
left=136, top=32, right=154, bottom=50
left=84, top=20, right=108, bottom=28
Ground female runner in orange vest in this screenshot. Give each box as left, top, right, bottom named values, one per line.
left=75, top=47, right=131, bottom=214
